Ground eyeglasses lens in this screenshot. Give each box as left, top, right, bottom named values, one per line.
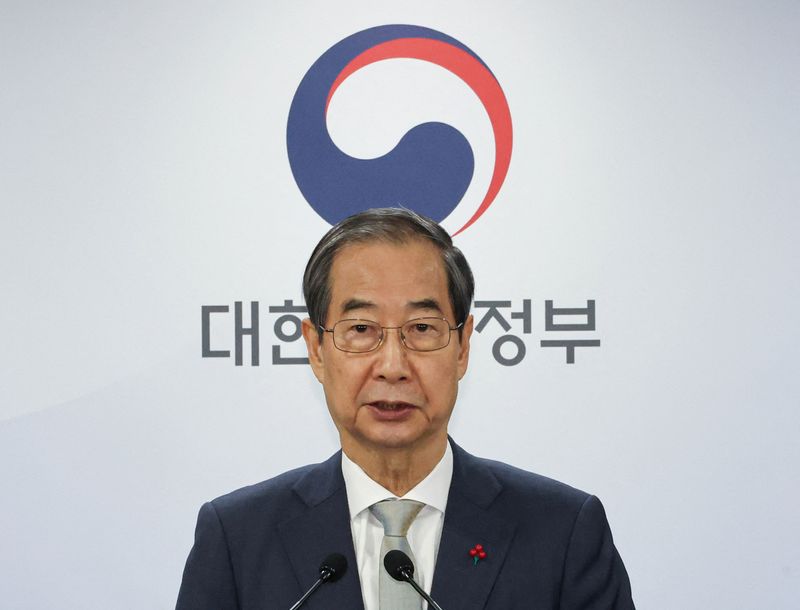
left=332, top=318, right=451, bottom=352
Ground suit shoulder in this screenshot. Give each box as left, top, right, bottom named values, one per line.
left=478, top=455, right=591, bottom=509
left=208, top=462, right=318, bottom=517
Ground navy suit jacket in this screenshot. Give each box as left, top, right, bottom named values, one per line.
left=176, top=441, right=634, bottom=609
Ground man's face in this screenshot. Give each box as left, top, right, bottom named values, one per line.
left=302, top=239, right=473, bottom=456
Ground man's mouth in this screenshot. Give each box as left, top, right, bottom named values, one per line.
left=369, top=401, right=416, bottom=410
left=366, top=401, right=417, bottom=420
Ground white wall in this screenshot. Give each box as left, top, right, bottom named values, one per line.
left=1, top=1, right=798, bottom=608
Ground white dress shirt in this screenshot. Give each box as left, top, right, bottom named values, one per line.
left=341, top=442, right=453, bottom=610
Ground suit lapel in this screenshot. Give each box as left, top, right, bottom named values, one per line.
left=430, top=442, right=517, bottom=610
left=277, top=452, right=365, bottom=610
left=276, top=443, right=514, bottom=610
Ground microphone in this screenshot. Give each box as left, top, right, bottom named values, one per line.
left=383, top=550, right=445, bottom=610
left=288, top=553, right=348, bottom=610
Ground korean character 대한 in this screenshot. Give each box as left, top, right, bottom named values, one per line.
left=268, top=299, right=309, bottom=365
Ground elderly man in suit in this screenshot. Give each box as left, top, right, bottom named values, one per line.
left=177, top=208, right=635, bottom=609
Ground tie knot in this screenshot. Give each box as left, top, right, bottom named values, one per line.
left=370, top=499, right=424, bottom=537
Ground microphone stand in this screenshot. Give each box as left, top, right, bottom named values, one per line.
left=288, top=578, right=324, bottom=610
left=398, top=567, right=445, bottom=610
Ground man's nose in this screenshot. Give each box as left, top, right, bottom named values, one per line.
left=372, top=327, right=411, bottom=381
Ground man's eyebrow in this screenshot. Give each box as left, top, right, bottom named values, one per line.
left=340, top=298, right=377, bottom=314
left=408, top=298, right=444, bottom=314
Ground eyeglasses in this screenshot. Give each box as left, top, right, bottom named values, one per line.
left=319, top=317, right=463, bottom=353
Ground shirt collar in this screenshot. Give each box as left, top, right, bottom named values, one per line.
left=341, top=441, right=453, bottom=519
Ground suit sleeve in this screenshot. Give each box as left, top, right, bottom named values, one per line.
left=176, top=502, right=240, bottom=610
left=560, top=495, right=635, bottom=610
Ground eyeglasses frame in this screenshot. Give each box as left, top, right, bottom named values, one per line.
left=318, top=317, right=464, bottom=353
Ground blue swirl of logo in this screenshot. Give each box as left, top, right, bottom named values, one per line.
left=286, top=24, right=512, bottom=234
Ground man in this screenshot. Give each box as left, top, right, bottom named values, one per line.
left=177, top=208, right=635, bottom=609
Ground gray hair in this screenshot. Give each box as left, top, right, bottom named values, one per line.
left=303, top=208, right=474, bottom=339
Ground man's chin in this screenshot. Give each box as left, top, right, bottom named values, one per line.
left=356, top=424, right=444, bottom=454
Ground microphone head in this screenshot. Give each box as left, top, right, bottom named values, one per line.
left=383, top=549, right=414, bottom=581
left=319, top=553, right=348, bottom=582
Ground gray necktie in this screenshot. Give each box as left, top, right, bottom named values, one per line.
left=370, top=499, right=425, bottom=610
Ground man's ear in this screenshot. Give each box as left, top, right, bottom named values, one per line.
left=456, top=313, right=473, bottom=381
left=301, top=318, right=325, bottom=383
